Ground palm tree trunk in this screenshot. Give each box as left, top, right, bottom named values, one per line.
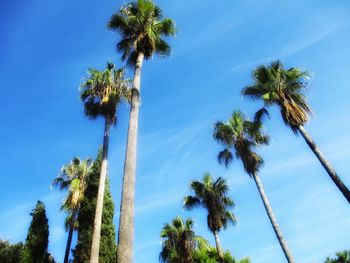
left=213, top=230, right=224, bottom=262
left=63, top=222, right=74, bottom=263
left=252, top=173, right=295, bottom=263
left=297, top=125, right=350, bottom=204
left=117, top=52, right=144, bottom=263
left=90, top=117, right=111, bottom=263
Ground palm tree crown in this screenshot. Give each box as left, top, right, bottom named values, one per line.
left=184, top=173, right=236, bottom=233
left=53, top=157, right=92, bottom=215
left=80, top=62, right=130, bottom=123
left=108, top=0, right=176, bottom=65
left=52, top=157, right=92, bottom=263
left=242, top=60, right=310, bottom=132
left=160, top=216, right=198, bottom=263
left=213, top=111, right=269, bottom=176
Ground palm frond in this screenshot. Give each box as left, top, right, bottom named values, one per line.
left=254, top=107, right=270, bottom=123
left=154, top=38, right=171, bottom=56
left=184, top=173, right=236, bottom=234
left=183, top=196, right=201, bottom=210
left=108, top=0, right=176, bottom=62
left=217, top=148, right=233, bottom=168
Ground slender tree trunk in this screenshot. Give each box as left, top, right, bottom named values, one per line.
left=213, top=230, right=224, bottom=262
left=64, top=222, right=74, bottom=263
left=90, top=117, right=111, bottom=263
left=252, top=173, right=295, bottom=263
left=117, top=52, right=144, bottom=263
left=298, top=125, right=350, bottom=204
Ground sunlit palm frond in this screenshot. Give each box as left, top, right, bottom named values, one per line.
left=108, top=0, right=176, bottom=64
left=52, top=157, right=92, bottom=232
left=80, top=63, right=130, bottom=123
left=243, top=61, right=311, bottom=128
left=213, top=111, right=268, bottom=176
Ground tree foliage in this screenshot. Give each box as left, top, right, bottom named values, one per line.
left=242, top=60, right=310, bottom=132
left=20, top=201, right=56, bottom=263
left=160, top=216, right=199, bottom=263
left=80, top=62, right=130, bottom=123
left=108, top=0, right=176, bottom=65
left=184, top=173, right=236, bottom=233
left=194, top=242, right=250, bottom=263
left=73, top=150, right=117, bottom=263
left=53, top=157, right=92, bottom=230
left=325, top=250, right=350, bottom=263
left=213, top=111, right=269, bottom=176
left=0, top=240, right=23, bottom=263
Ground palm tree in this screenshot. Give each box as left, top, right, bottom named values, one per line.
left=213, top=111, right=295, bottom=263
left=160, top=216, right=198, bottom=263
left=52, top=157, right=92, bottom=263
left=242, top=61, right=350, bottom=204
left=80, top=62, right=129, bottom=263
left=108, top=1, right=176, bottom=262
left=184, top=173, right=236, bottom=262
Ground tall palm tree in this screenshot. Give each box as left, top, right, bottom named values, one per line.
left=242, top=61, right=350, bottom=204
left=80, top=62, right=129, bottom=263
left=160, top=216, right=198, bottom=263
left=213, top=111, right=295, bottom=263
left=184, top=173, right=236, bottom=262
left=108, top=1, right=176, bottom=262
left=52, top=157, right=92, bottom=263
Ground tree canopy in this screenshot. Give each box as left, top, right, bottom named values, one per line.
left=108, top=0, right=176, bottom=65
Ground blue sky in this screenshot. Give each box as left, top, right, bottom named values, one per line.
left=1, top=0, right=350, bottom=262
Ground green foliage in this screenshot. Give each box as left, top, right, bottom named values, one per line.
left=0, top=240, right=23, bottom=263
left=20, top=201, right=56, bottom=263
left=160, top=216, right=198, bottom=263
left=325, top=250, right=350, bottom=263
left=73, top=150, right=117, bottom=263
left=242, top=60, right=310, bottom=131
left=80, top=62, right=129, bottom=123
left=53, top=157, right=92, bottom=231
left=194, top=243, right=250, bottom=263
left=108, top=0, right=176, bottom=65
left=184, top=173, right=236, bottom=233
left=213, top=111, right=269, bottom=176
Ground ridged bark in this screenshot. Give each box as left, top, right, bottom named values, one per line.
left=90, top=117, right=111, bottom=263
left=213, top=230, right=224, bottom=262
left=64, top=222, right=74, bottom=263
left=252, top=173, right=295, bottom=263
left=117, top=52, right=144, bottom=263
left=298, top=125, right=350, bottom=204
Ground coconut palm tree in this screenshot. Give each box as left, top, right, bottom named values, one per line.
left=160, top=216, right=198, bottom=263
left=52, top=157, right=92, bottom=263
left=242, top=61, right=350, bottom=204
left=108, top=1, right=176, bottom=261
left=80, top=62, right=129, bottom=263
left=184, top=173, right=236, bottom=262
left=213, top=111, right=295, bottom=263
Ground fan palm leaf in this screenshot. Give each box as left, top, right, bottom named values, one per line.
left=242, top=61, right=350, bottom=204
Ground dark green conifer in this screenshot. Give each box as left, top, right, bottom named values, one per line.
left=20, top=201, right=55, bottom=263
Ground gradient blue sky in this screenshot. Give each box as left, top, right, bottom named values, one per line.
left=1, top=0, right=350, bottom=262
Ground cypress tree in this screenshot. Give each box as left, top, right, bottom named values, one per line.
left=73, top=150, right=117, bottom=263
left=20, top=201, right=55, bottom=263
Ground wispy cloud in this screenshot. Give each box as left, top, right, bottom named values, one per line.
left=135, top=239, right=160, bottom=252
left=135, top=186, right=186, bottom=215
left=227, top=13, right=349, bottom=74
